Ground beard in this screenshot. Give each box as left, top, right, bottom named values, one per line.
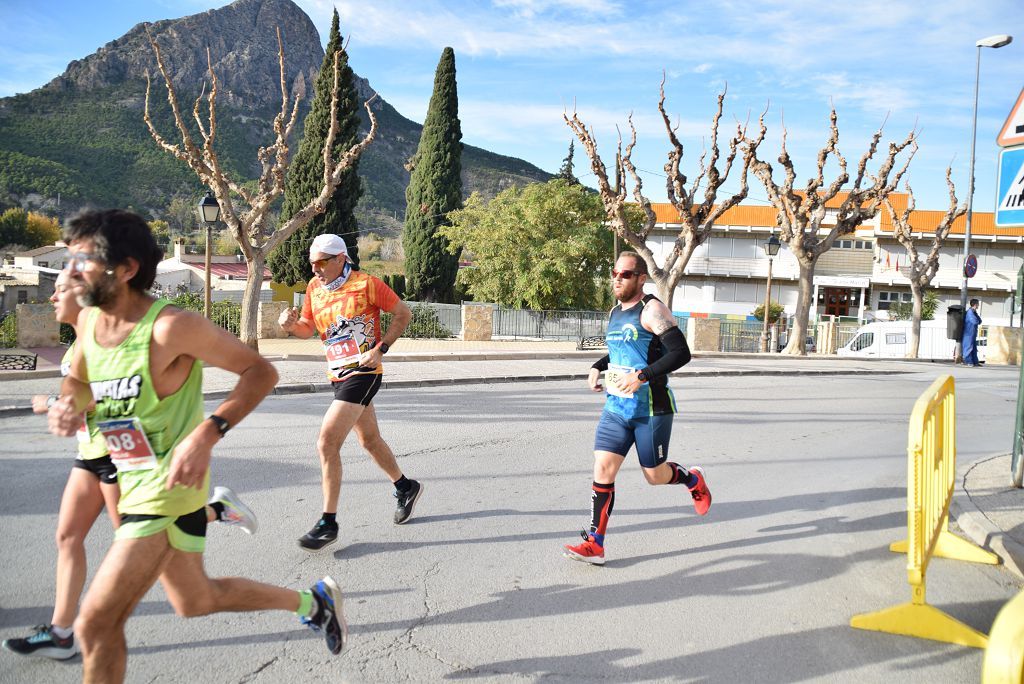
left=76, top=272, right=119, bottom=308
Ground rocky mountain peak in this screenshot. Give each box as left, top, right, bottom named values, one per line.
left=46, top=0, right=324, bottom=110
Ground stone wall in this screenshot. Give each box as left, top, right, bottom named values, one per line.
left=986, top=326, right=1022, bottom=366
left=460, top=304, right=492, bottom=341
left=16, top=303, right=60, bottom=347
left=690, top=318, right=721, bottom=352
left=258, top=300, right=290, bottom=339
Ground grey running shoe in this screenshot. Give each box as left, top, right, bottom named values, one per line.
left=209, top=486, right=258, bottom=534
left=393, top=480, right=423, bottom=525
left=298, top=519, right=338, bottom=551
left=2, top=624, right=78, bottom=660
left=301, top=576, right=347, bottom=655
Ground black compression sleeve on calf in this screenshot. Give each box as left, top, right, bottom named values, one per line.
left=591, top=354, right=610, bottom=372
left=641, top=326, right=691, bottom=380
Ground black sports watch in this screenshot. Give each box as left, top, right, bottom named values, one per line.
left=637, top=370, right=649, bottom=383
left=208, top=414, right=230, bottom=438
left=379, top=342, right=390, bottom=354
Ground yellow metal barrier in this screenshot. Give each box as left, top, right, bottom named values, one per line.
left=984, top=589, right=1024, bottom=683
left=851, top=375, right=999, bottom=648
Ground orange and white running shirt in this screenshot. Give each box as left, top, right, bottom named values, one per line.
left=301, top=270, right=400, bottom=382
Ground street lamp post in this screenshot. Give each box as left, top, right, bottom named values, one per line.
left=958, top=34, right=1013, bottom=361
left=761, top=234, right=781, bottom=353
left=198, top=191, right=221, bottom=320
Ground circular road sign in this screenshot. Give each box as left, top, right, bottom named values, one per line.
left=964, top=254, right=978, bottom=278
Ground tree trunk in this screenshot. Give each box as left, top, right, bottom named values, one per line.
left=651, top=272, right=676, bottom=310
left=908, top=281, right=924, bottom=359
left=785, top=259, right=816, bottom=355
left=240, top=249, right=265, bottom=351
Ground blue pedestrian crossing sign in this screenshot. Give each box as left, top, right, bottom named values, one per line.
left=997, top=147, right=1024, bottom=227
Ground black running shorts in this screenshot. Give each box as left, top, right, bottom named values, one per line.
left=331, top=373, right=382, bottom=406
left=72, top=454, right=118, bottom=485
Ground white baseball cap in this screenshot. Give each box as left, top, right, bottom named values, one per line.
left=309, top=233, right=349, bottom=258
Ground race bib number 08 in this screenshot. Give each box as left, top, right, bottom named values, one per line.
left=97, top=418, right=157, bottom=472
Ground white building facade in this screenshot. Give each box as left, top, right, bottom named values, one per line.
left=644, top=195, right=1020, bottom=327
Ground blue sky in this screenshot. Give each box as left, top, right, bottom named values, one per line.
left=1, top=0, right=1021, bottom=214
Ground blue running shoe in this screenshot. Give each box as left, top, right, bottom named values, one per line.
left=301, top=576, right=347, bottom=655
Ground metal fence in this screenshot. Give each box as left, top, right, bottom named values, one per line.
left=719, top=320, right=765, bottom=352
left=836, top=323, right=860, bottom=349
left=382, top=302, right=461, bottom=339
left=493, top=308, right=608, bottom=340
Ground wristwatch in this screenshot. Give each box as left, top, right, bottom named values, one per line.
left=379, top=342, right=390, bottom=354
left=637, top=370, right=649, bottom=383
left=208, top=414, right=230, bottom=438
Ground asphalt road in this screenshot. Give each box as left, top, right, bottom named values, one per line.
left=1, top=369, right=1022, bottom=683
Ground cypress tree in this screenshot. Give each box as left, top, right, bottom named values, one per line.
left=559, top=140, right=579, bottom=185
left=403, top=47, right=462, bottom=303
left=269, top=10, right=362, bottom=285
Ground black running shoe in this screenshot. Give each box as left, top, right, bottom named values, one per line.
left=301, top=576, right=347, bottom=655
left=2, top=624, right=78, bottom=660
left=393, top=480, right=423, bottom=524
left=298, top=519, right=338, bottom=551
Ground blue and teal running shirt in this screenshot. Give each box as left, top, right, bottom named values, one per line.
left=604, top=294, right=676, bottom=419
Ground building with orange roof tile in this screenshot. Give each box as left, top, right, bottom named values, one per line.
left=641, top=192, right=1021, bottom=328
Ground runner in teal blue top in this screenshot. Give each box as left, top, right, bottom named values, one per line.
left=564, top=251, right=713, bottom=566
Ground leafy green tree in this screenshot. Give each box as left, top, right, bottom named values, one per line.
left=0, top=208, right=29, bottom=248
left=752, top=301, right=785, bottom=323
left=403, top=47, right=462, bottom=302
left=440, top=179, right=612, bottom=310
left=25, top=212, right=61, bottom=248
left=558, top=140, right=579, bottom=185
left=889, top=290, right=939, bottom=321
left=148, top=219, right=171, bottom=253
left=269, top=9, right=362, bottom=285
left=165, top=196, right=196, bottom=235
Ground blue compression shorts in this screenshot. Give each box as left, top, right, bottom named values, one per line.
left=593, top=409, right=673, bottom=468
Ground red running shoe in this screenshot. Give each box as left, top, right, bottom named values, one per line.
left=563, top=531, right=605, bottom=565
left=688, top=466, right=712, bottom=516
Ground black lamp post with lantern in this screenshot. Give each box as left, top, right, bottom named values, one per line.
left=761, top=234, right=781, bottom=353
left=197, top=192, right=221, bottom=320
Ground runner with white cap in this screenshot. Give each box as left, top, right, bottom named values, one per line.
left=279, top=233, right=421, bottom=551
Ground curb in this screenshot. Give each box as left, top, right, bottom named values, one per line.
left=951, top=453, right=1024, bottom=581
left=0, top=367, right=906, bottom=417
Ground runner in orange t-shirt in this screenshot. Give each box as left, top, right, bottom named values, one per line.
left=280, top=234, right=421, bottom=551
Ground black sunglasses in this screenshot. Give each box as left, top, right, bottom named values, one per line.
left=611, top=269, right=639, bottom=280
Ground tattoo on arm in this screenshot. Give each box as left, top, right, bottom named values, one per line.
left=651, top=312, right=677, bottom=335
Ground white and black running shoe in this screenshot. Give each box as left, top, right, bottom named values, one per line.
left=3, top=624, right=78, bottom=660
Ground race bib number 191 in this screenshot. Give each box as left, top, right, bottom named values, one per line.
left=97, top=418, right=157, bottom=472
left=325, top=335, right=361, bottom=379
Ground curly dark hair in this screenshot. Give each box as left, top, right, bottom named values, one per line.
left=63, top=210, right=163, bottom=291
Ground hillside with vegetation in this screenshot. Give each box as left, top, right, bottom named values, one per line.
left=0, top=0, right=551, bottom=235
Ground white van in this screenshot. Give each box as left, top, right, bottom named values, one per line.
left=838, top=320, right=985, bottom=362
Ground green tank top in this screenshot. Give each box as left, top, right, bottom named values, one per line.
left=61, top=342, right=107, bottom=460
left=83, top=299, right=207, bottom=516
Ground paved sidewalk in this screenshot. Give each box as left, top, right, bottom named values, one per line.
left=5, top=336, right=1024, bottom=579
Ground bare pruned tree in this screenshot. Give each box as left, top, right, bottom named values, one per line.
left=565, top=78, right=766, bottom=307
left=143, top=28, right=377, bottom=349
left=882, top=170, right=966, bottom=357
left=746, top=109, right=917, bottom=354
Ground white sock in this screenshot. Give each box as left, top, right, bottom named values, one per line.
left=51, top=624, right=73, bottom=639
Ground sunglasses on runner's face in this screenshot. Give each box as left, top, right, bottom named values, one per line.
left=611, top=269, right=639, bottom=280
left=310, top=254, right=343, bottom=269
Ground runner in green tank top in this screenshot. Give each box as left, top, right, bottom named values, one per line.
left=3, top=270, right=261, bottom=665
left=46, top=210, right=346, bottom=682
